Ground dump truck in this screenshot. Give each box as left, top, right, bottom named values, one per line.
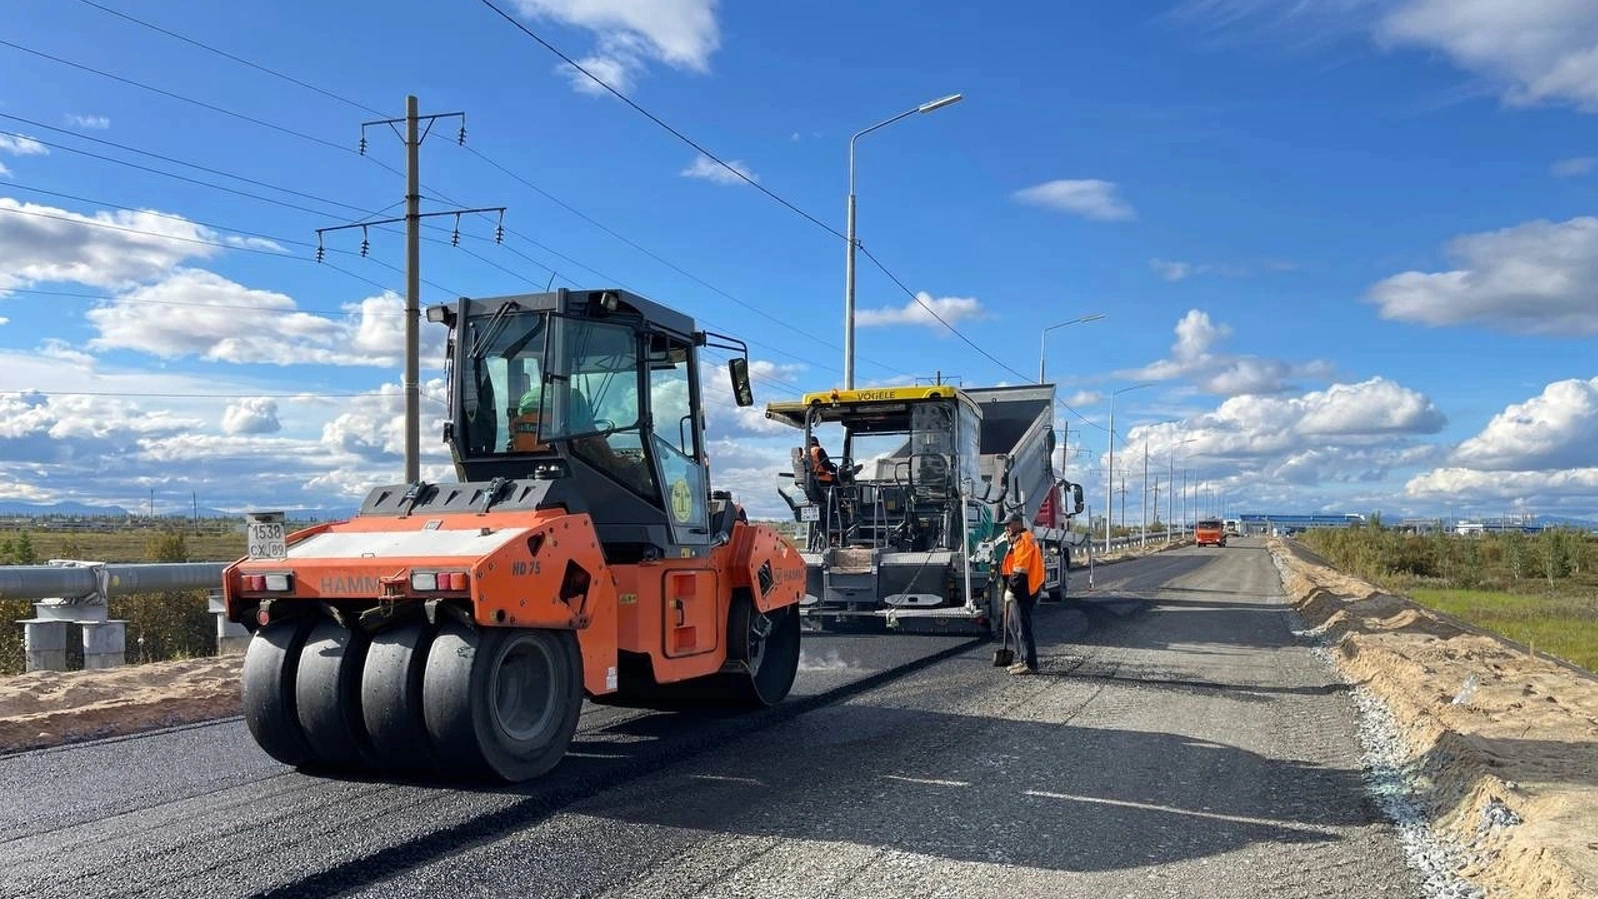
left=221, top=288, right=805, bottom=783
left=1195, top=518, right=1227, bottom=547
left=765, top=383, right=1085, bottom=634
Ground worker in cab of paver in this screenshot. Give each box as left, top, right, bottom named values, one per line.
left=807, top=435, right=839, bottom=491
left=1000, top=511, right=1044, bottom=675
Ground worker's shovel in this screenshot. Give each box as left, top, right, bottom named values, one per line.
left=992, top=590, right=1015, bottom=668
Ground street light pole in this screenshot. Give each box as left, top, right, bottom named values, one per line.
left=1038, top=312, right=1106, bottom=383
left=1167, top=437, right=1196, bottom=542
left=1141, top=440, right=1149, bottom=547
left=844, top=93, right=963, bottom=389
left=1104, top=383, right=1151, bottom=552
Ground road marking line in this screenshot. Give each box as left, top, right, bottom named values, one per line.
left=689, top=774, right=765, bottom=786
left=1023, top=790, right=1341, bottom=834
left=883, top=775, right=972, bottom=787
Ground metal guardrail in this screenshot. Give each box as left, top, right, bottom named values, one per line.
left=2, top=560, right=237, bottom=672
left=0, top=561, right=227, bottom=601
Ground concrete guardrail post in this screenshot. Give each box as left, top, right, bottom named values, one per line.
left=208, top=591, right=249, bottom=655
left=19, top=616, right=69, bottom=672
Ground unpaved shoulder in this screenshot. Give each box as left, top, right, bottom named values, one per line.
left=1269, top=537, right=1598, bottom=899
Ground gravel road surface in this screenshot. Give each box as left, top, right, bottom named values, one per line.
left=0, top=540, right=1420, bottom=899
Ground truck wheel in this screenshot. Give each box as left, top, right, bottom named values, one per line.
left=295, top=618, right=374, bottom=770
left=241, top=616, right=317, bottom=769
left=360, top=620, right=438, bottom=775
left=423, top=622, right=583, bottom=783
left=729, top=599, right=800, bottom=708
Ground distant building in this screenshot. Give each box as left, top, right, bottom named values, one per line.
left=1454, top=515, right=1544, bottom=537
left=1234, top=513, right=1365, bottom=536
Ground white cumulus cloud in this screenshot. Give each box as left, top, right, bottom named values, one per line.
left=0, top=134, right=48, bottom=157
left=1012, top=179, right=1135, bottom=221
left=1449, top=377, right=1598, bottom=472
left=1366, top=216, right=1598, bottom=335
left=1123, top=309, right=1334, bottom=396
left=1120, top=377, right=1447, bottom=495
left=856, top=291, right=988, bottom=329
left=1175, top=0, right=1598, bottom=114
left=222, top=398, right=282, bottom=435
left=510, top=0, right=721, bottom=95
left=84, top=269, right=445, bottom=367
left=0, top=197, right=221, bottom=292
left=679, top=154, right=758, bottom=185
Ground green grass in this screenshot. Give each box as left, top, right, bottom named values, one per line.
left=0, top=528, right=245, bottom=564
left=1298, top=525, right=1598, bottom=673
left=1406, top=588, right=1598, bottom=672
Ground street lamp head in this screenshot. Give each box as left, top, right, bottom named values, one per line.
left=918, top=93, right=964, bottom=114
left=1079, top=312, right=1107, bottom=323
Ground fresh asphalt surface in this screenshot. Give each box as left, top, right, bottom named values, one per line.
left=0, top=539, right=1420, bottom=899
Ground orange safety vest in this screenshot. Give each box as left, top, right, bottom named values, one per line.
left=1001, top=530, right=1045, bottom=597
left=809, top=445, right=835, bottom=483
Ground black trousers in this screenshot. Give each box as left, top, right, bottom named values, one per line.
left=1009, top=587, right=1040, bottom=670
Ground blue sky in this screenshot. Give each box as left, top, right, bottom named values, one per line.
left=2, top=0, right=1597, bottom=522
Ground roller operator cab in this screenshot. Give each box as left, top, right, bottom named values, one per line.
left=222, top=288, right=804, bottom=783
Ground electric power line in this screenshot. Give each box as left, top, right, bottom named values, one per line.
left=475, top=0, right=846, bottom=241
left=855, top=244, right=1109, bottom=433
left=0, top=202, right=406, bottom=298
left=0, top=285, right=405, bottom=319
left=26, top=11, right=905, bottom=380
left=69, top=0, right=388, bottom=118
left=10, top=15, right=923, bottom=385
left=0, top=39, right=380, bottom=167
left=0, top=117, right=515, bottom=260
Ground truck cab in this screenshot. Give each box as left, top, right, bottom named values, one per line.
left=1195, top=518, right=1227, bottom=547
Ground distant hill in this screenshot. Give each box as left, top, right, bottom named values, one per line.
left=0, top=500, right=132, bottom=517
left=0, top=501, right=357, bottom=522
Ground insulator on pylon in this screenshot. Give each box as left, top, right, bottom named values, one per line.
left=451, top=228, right=460, bottom=247
left=358, top=135, right=367, bottom=156
left=315, top=244, right=324, bottom=263
left=457, top=125, right=467, bottom=145
left=495, top=224, right=504, bottom=244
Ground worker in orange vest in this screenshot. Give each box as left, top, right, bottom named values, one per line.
left=808, top=436, right=838, bottom=488
left=999, top=511, right=1044, bottom=674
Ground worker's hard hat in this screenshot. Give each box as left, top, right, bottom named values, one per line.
left=1006, top=512, right=1026, bottom=526
left=518, top=386, right=542, bottom=415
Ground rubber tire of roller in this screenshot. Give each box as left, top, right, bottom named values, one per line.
left=295, top=618, right=373, bottom=769
left=422, top=622, right=583, bottom=783
left=360, top=620, right=439, bottom=774
left=240, top=617, right=317, bottom=769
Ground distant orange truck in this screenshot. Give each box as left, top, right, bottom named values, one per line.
left=1195, top=518, right=1227, bottom=547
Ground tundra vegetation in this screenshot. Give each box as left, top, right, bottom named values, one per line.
left=1301, top=519, right=1598, bottom=671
